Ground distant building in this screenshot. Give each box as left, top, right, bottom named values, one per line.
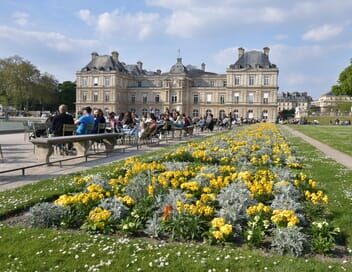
left=312, top=91, right=352, bottom=113
left=76, top=47, right=279, bottom=122
left=278, top=92, right=312, bottom=113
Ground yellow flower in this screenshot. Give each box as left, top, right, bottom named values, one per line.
left=121, top=195, right=135, bottom=206
left=220, top=224, right=233, bottom=236
left=211, top=217, right=225, bottom=228
left=212, top=230, right=224, bottom=240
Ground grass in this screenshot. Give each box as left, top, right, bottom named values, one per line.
left=289, top=125, right=352, bottom=156
left=1, top=127, right=352, bottom=271
left=282, top=129, right=352, bottom=247
left=307, top=116, right=352, bottom=126
left=0, top=225, right=350, bottom=271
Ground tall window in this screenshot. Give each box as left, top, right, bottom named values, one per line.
left=234, top=92, right=240, bottom=104
left=81, top=77, right=88, bottom=87
left=209, top=80, right=214, bottom=87
left=93, top=77, right=99, bottom=86
left=262, top=110, right=268, bottom=120
left=104, top=77, right=110, bottom=87
left=171, top=94, right=177, bottom=103
left=192, top=109, right=199, bottom=117
left=223, top=80, right=227, bottom=87
left=249, top=75, right=255, bottom=86
left=138, top=81, right=142, bottom=88
left=93, top=92, right=98, bottom=102
left=142, top=94, right=148, bottom=104
left=220, top=95, right=225, bottom=104
left=248, top=110, right=254, bottom=119
left=158, top=81, right=163, bottom=87
left=104, top=92, right=110, bottom=102
left=233, top=110, right=239, bottom=118
left=248, top=92, right=254, bottom=104
left=155, top=94, right=160, bottom=103
left=142, top=108, right=148, bottom=116
left=206, top=109, right=212, bottom=115
left=219, top=110, right=226, bottom=119
left=206, top=94, right=212, bottom=104
left=193, top=94, right=199, bottom=105
left=155, top=109, right=160, bottom=116
left=131, top=95, right=136, bottom=104
left=263, top=75, right=269, bottom=86
left=235, top=76, right=240, bottom=85
left=82, top=91, right=87, bottom=102
left=263, top=93, right=269, bottom=104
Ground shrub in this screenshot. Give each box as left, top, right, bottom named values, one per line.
left=271, top=227, right=308, bottom=256
left=29, top=202, right=67, bottom=228
left=310, top=221, right=340, bottom=254
left=99, top=197, right=129, bottom=223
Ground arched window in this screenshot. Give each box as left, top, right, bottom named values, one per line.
left=247, top=110, right=254, bottom=119
left=206, top=109, right=212, bottom=115
left=233, top=109, right=239, bottom=118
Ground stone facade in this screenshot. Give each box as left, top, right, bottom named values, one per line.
left=76, top=47, right=279, bottom=122
left=312, top=92, right=352, bottom=113
left=278, top=92, right=312, bottom=113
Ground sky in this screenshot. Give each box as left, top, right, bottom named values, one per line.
left=0, top=0, right=352, bottom=99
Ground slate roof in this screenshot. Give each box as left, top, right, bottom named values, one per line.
left=81, top=55, right=128, bottom=73
left=230, top=50, right=277, bottom=69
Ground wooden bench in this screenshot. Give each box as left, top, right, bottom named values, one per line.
left=172, top=126, right=194, bottom=139
left=31, top=133, right=124, bottom=163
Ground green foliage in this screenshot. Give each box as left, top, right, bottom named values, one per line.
left=310, top=221, right=340, bottom=254
left=0, top=56, right=58, bottom=110
left=161, top=213, right=208, bottom=240
left=332, top=63, right=352, bottom=96
left=58, top=81, right=76, bottom=112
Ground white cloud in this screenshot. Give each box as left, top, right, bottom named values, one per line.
left=213, top=47, right=237, bottom=66
left=77, top=9, right=95, bottom=26
left=302, top=24, right=344, bottom=41
left=12, top=12, right=29, bottom=27
left=0, top=25, right=98, bottom=52
left=77, top=9, right=160, bottom=40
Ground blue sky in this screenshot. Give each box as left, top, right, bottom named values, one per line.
left=0, top=0, right=352, bottom=99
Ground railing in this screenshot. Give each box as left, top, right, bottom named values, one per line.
left=0, top=126, right=228, bottom=176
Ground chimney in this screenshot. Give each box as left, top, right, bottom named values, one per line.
left=263, top=47, right=270, bottom=56
left=91, top=52, right=98, bottom=60
left=111, top=51, right=119, bottom=62
left=201, top=62, right=206, bottom=71
left=238, top=47, right=245, bottom=58
left=137, top=61, right=143, bottom=70
left=156, top=69, right=161, bottom=75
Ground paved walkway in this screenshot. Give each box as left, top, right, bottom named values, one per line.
left=282, top=125, right=352, bottom=170
left=0, top=131, right=219, bottom=191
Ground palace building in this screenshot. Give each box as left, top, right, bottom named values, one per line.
left=76, top=47, right=279, bottom=122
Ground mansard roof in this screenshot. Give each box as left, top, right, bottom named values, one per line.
left=81, top=54, right=128, bottom=73
left=230, top=50, right=277, bottom=69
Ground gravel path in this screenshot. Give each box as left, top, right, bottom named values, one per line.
left=0, top=131, right=219, bottom=191
left=282, top=125, right=352, bottom=170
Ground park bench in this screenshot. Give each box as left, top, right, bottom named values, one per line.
left=171, top=125, right=194, bottom=139
left=31, top=133, right=124, bottom=163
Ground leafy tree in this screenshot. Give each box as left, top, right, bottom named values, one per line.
left=332, top=62, right=352, bottom=96
left=0, top=56, right=59, bottom=111
left=58, top=81, right=76, bottom=113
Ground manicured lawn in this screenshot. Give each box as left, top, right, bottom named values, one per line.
left=290, top=125, right=352, bottom=156
left=0, top=225, right=349, bottom=272
left=1, top=127, right=352, bottom=271
left=307, top=116, right=352, bottom=126
left=283, top=129, right=352, bottom=246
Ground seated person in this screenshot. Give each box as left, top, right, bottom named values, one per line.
left=92, top=109, right=106, bottom=134
left=140, top=113, right=157, bottom=139
left=51, top=104, right=74, bottom=136
left=75, top=106, right=94, bottom=135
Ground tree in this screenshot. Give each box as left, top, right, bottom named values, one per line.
left=332, top=62, right=352, bottom=96
left=58, top=81, right=76, bottom=113
left=0, top=56, right=59, bottom=111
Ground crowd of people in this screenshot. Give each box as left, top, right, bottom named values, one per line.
left=48, top=105, right=232, bottom=140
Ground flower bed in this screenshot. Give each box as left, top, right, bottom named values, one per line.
left=29, top=124, right=340, bottom=256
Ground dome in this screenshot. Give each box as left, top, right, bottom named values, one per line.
left=169, top=57, right=188, bottom=74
